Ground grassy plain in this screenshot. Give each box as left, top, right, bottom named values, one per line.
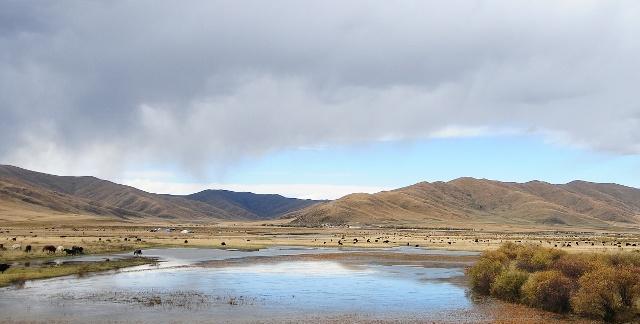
left=2, top=221, right=639, bottom=288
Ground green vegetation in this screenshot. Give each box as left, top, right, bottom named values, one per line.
left=467, top=243, right=640, bottom=322
left=0, top=258, right=156, bottom=288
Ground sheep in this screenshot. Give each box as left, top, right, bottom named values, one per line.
left=11, top=244, right=21, bottom=250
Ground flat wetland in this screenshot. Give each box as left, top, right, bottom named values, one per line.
left=2, top=224, right=637, bottom=323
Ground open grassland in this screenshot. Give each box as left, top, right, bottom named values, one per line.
left=2, top=223, right=640, bottom=260
left=0, top=257, right=156, bottom=288
left=468, top=243, right=640, bottom=322
left=2, top=222, right=639, bottom=291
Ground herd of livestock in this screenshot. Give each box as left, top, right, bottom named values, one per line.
left=0, top=243, right=145, bottom=276
left=0, top=242, right=84, bottom=256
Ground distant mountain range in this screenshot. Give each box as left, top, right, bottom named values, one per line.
left=0, top=165, right=321, bottom=223
left=1, top=165, right=639, bottom=229
left=286, top=178, right=640, bottom=229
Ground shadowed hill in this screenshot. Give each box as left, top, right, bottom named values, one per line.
left=287, top=178, right=640, bottom=228
left=186, top=190, right=322, bottom=220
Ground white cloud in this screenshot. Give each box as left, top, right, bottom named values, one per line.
left=0, top=1, right=639, bottom=179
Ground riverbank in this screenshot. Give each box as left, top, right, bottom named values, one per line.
left=0, top=257, right=156, bottom=288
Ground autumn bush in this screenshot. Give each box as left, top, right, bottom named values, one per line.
left=571, top=266, right=640, bottom=321
left=552, top=253, right=595, bottom=278
left=490, top=268, right=529, bottom=302
left=521, top=270, right=573, bottom=312
left=467, top=257, right=503, bottom=294
left=516, top=245, right=564, bottom=272
left=467, top=243, right=640, bottom=322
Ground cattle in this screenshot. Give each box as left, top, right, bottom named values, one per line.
left=133, top=249, right=142, bottom=256
left=221, top=242, right=226, bottom=246
left=42, top=245, right=57, bottom=253
left=24, top=245, right=32, bottom=253
left=11, top=244, right=21, bottom=250
left=184, top=240, right=188, bottom=244
left=0, top=244, right=5, bottom=251
left=56, top=246, right=65, bottom=253
left=64, top=246, right=84, bottom=255
left=0, top=264, right=10, bottom=274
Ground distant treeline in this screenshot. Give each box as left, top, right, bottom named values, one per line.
left=467, top=243, right=640, bottom=322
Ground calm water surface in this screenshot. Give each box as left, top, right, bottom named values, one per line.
left=0, top=247, right=482, bottom=323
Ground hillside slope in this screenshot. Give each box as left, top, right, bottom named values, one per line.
left=287, top=178, right=640, bottom=229
left=0, top=165, right=320, bottom=222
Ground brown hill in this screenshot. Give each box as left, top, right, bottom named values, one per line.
left=287, top=178, right=640, bottom=229
left=0, top=165, right=320, bottom=223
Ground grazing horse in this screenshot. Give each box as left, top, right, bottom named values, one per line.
left=133, top=249, right=142, bottom=256
left=42, top=245, right=57, bottom=253
left=0, top=263, right=10, bottom=274
left=24, top=245, right=32, bottom=253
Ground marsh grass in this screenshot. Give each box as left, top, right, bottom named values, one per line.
left=53, top=290, right=259, bottom=309
left=0, top=258, right=155, bottom=288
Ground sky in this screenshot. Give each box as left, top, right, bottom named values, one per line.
left=1, top=1, right=639, bottom=199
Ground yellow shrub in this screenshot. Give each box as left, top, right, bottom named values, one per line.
left=490, top=268, right=529, bottom=302
left=521, top=270, right=573, bottom=313
left=467, top=258, right=504, bottom=295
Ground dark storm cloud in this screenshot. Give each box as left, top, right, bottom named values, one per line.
left=0, top=0, right=639, bottom=176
